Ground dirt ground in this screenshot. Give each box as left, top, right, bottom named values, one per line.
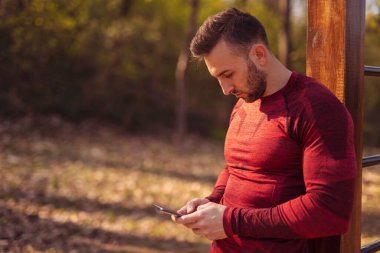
left=0, top=117, right=379, bottom=252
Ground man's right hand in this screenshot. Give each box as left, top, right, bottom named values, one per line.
left=177, top=198, right=210, bottom=215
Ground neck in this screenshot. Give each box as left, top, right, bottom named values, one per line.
left=263, top=56, right=292, bottom=97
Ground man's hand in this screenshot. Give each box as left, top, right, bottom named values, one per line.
left=177, top=198, right=210, bottom=215
left=174, top=202, right=227, bottom=241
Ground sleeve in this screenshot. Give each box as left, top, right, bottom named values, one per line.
left=206, top=166, right=230, bottom=203
left=223, top=94, right=357, bottom=239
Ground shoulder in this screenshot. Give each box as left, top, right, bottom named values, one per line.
left=289, top=73, right=349, bottom=117
left=288, top=74, right=354, bottom=143
left=291, top=74, right=340, bottom=105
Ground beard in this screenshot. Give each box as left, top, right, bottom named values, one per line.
left=243, top=59, right=267, bottom=103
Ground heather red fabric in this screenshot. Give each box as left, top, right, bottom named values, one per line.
left=206, top=72, right=357, bottom=253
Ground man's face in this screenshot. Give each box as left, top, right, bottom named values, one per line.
left=204, top=40, right=267, bottom=103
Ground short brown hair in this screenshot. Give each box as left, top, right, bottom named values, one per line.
left=190, top=8, right=269, bottom=59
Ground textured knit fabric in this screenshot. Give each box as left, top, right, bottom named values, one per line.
left=207, top=72, right=357, bottom=253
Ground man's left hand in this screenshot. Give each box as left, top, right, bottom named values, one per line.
left=174, top=202, right=227, bottom=241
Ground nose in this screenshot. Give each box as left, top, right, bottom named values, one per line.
left=219, top=81, right=234, bottom=95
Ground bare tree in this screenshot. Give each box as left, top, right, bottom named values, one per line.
left=174, top=0, right=199, bottom=145
left=262, top=0, right=292, bottom=67
left=278, top=0, right=292, bottom=67
left=239, top=0, right=249, bottom=11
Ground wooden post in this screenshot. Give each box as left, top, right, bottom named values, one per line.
left=306, top=1, right=365, bottom=253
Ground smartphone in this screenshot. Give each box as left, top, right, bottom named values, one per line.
left=152, top=203, right=182, bottom=217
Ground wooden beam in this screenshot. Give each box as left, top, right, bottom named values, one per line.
left=306, top=1, right=365, bottom=253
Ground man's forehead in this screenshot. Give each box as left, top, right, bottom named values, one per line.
left=204, top=40, right=241, bottom=76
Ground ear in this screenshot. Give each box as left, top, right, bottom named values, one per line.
left=248, top=44, right=267, bottom=67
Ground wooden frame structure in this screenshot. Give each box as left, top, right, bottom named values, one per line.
left=306, top=1, right=380, bottom=253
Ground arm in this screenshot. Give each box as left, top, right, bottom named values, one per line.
left=206, top=165, right=230, bottom=203
left=224, top=98, right=357, bottom=239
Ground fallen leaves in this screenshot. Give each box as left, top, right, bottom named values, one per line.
left=0, top=117, right=219, bottom=252
left=0, top=116, right=379, bottom=252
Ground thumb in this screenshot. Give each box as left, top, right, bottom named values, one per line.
left=187, top=202, right=196, bottom=213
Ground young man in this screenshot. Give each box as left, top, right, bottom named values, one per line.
left=174, top=7, right=356, bottom=253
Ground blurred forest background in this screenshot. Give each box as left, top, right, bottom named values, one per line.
left=0, top=0, right=379, bottom=145
left=0, top=0, right=380, bottom=253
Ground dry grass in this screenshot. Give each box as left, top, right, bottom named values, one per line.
left=0, top=117, right=379, bottom=252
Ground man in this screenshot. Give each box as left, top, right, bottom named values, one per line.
left=174, top=7, right=356, bottom=253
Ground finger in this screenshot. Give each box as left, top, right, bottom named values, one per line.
left=177, top=205, right=188, bottom=215
left=183, top=221, right=195, bottom=228
left=184, top=221, right=202, bottom=229
left=206, top=231, right=227, bottom=241
left=175, top=212, right=200, bottom=225
left=196, top=202, right=211, bottom=211
left=187, top=202, right=196, bottom=213
left=205, top=231, right=218, bottom=241
left=178, top=199, right=198, bottom=215
left=205, top=235, right=214, bottom=241
left=192, top=228, right=203, bottom=235
left=206, top=234, right=222, bottom=241
left=172, top=213, right=187, bottom=223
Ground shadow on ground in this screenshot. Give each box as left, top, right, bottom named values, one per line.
left=0, top=187, right=162, bottom=219
left=0, top=204, right=209, bottom=253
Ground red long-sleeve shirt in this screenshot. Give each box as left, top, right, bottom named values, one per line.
left=207, top=72, right=357, bottom=253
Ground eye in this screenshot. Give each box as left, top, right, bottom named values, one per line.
left=224, top=73, right=233, bottom=79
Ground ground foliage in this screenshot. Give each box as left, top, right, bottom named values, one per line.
left=0, top=117, right=379, bottom=252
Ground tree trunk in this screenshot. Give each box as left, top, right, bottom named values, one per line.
left=278, top=0, right=292, bottom=67
left=239, top=0, right=249, bottom=10
left=174, top=0, right=199, bottom=145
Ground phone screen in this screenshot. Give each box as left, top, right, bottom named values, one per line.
left=152, top=204, right=182, bottom=217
